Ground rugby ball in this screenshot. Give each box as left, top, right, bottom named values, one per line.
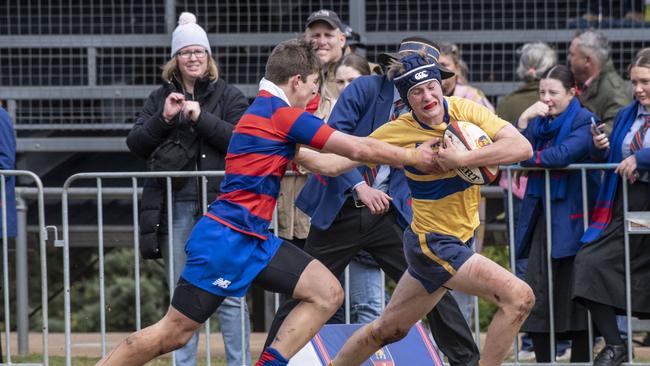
left=443, top=121, right=499, bottom=185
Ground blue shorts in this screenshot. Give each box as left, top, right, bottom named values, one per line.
left=403, top=227, right=474, bottom=293
left=180, top=216, right=283, bottom=297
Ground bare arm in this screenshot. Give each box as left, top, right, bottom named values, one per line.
left=294, top=146, right=361, bottom=176
left=321, top=131, right=440, bottom=174
left=296, top=131, right=440, bottom=176
left=437, top=123, right=533, bottom=170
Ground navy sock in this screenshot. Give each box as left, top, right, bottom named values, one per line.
left=255, top=346, right=289, bottom=366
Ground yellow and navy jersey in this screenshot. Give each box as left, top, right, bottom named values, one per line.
left=369, top=96, right=508, bottom=242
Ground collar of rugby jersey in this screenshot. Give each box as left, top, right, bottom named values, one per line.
left=258, top=77, right=292, bottom=106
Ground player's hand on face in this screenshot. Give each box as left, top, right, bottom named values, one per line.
left=615, top=154, right=639, bottom=183
left=436, top=136, right=468, bottom=171
left=163, top=92, right=185, bottom=122
left=354, top=183, right=391, bottom=214
left=591, top=124, right=610, bottom=150
left=183, top=101, right=201, bottom=123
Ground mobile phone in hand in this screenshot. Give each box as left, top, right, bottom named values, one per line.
left=591, top=117, right=603, bottom=134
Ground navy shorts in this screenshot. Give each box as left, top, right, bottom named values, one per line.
left=403, top=227, right=474, bottom=293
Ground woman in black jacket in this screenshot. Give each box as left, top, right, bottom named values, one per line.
left=126, top=12, right=250, bottom=366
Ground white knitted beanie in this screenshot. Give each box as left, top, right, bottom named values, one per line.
left=170, top=12, right=211, bottom=57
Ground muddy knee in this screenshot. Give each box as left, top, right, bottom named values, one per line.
left=370, top=321, right=409, bottom=346
left=518, top=283, right=535, bottom=313
left=508, top=283, right=535, bottom=321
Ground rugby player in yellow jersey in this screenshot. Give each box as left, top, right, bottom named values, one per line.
left=296, top=51, right=535, bottom=366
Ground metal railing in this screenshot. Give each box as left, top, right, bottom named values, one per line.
left=59, top=171, right=250, bottom=366
left=0, top=170, right=48, bottom=366
left=1, top=1, right=649, bottom=136
left=4, top=163, right=650, bottom=364
left=500, top=163, right=647, bottom=365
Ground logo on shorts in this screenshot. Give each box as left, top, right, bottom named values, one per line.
left=212, top=278, right=231, bottom=289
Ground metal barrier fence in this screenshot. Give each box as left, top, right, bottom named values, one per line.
left=59, top=171, right=251, bottom=366
left=0, top=170, right=48, bottom=366
left=4, top=164, right=650, bottom=364
left=500, top=163, right=648, bottom=365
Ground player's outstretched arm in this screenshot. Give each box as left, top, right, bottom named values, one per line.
left=294, top=146, right=361, bottom=176
left=437, top=124, right=532, bottom=170
left=320, top=131, right=439, bottom=174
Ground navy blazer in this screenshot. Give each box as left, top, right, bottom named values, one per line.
left=515, top=105, right=600, bottom=259
left=296, top=75, right=412, bottom=230
left=0, top=108, right=17, bottom=238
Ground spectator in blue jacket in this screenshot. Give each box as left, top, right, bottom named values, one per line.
left=0, top=107, right=16, bottom=240
left=514, top=65, right=599, bottom=363
left=573, top=48, right=650, bottom=366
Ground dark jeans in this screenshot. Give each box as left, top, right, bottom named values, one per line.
left=264, top=201, right=480, bottom=366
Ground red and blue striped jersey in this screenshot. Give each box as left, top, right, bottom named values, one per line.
left=206, top=90, right=335, bottom=239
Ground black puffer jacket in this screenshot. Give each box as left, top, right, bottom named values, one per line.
left=127, top=76, right=248, bottom=258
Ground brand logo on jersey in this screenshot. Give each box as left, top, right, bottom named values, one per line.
left=414, top=71, right=428, bottom=80
left=212, top=278, right=231, bottom=289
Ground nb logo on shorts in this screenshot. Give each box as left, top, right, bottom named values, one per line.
left=212, top=278, right=231, bottom=289
left=414, top=71, right=428, bottom=80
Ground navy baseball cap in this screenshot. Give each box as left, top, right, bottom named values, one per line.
left=305, top=9, right=343, bottom=30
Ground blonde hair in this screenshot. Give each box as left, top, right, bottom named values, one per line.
left=386, top=48, right=431, bottom=81
left=387, top=59, right=406, bottom=81
left=161, top=54, right=219, bottom=83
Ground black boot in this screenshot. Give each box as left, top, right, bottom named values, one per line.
left=593, top=344, right=628, bottom=366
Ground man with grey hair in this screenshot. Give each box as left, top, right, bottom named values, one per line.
left=568, top=29, right=630, bottom=134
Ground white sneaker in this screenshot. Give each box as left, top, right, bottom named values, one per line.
left=518, top=349, right=536, bottom=361
left=556, top=347, right=571, bottom=362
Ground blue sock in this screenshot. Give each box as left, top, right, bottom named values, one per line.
left=255, top=346, right=289, bottom=366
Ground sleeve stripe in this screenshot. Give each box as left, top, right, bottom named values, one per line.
left=310, top=125, right=336, bottom=149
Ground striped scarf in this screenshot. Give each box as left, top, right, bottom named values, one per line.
left=582, top=101, right=640, bottom=243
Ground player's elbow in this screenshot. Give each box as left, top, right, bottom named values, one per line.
left=515, top=138, right=534, bottom=162
left=319, top=165, right=345, bottom=177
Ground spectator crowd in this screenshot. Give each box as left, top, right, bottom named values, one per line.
left=3, top=8, right=650, bottom=366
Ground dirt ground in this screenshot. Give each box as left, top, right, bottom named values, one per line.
left=6, top=331, right=650, bottom=363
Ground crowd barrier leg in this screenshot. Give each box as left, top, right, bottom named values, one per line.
left=1, top=171, right=49, bottom=366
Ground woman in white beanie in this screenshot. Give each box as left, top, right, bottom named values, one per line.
left=125, top=12, right=251, bottom=366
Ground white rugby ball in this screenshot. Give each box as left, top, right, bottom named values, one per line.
left=443, top=121, right=499, bottom=185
